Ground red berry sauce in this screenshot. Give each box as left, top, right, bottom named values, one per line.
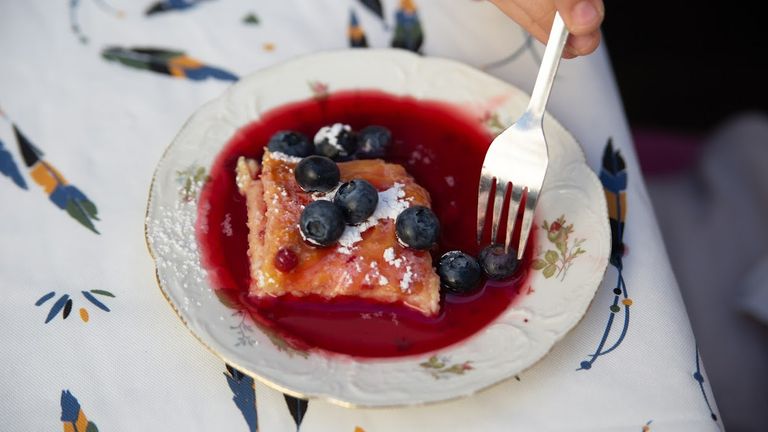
left=197, top=90, right=534, bottom=358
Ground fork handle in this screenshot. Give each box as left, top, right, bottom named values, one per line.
left=526, top=12, right=569, bottom=121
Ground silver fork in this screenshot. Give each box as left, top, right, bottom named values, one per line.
left=477, top=12, right=569, bottom=259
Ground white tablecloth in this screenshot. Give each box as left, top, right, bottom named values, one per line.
left=0, top=0, right=722, bottom=430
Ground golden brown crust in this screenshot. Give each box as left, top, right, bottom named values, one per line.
left=238, top=151, right=440, bottom=316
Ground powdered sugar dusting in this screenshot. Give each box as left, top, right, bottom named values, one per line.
left=360, top=311, right=384, bottom=320
left=235, top=156, right=259, bottom=192
left=383, top=247, right=395, bottom=262
left=311, top=184, right=340, bottom=202
left=337, top=226, right=364, bottom=248
left=383, top=246, right=403, bottom=268
left=408, top=144, right=436, bottom=166
left=266, top=150, right=303, bottom=164
left=339, top=270, right=354, bottom=289
left=364, top=260, right=382, bottom=286
left=390, top=312, right=400, bottom=325
left=314, top=123, right=351, bottom=154
left=363, top=261, right=389, bottom=286
left=400, top=265, right=414, bottom=292
left=336, top=182, right=409, bottom=249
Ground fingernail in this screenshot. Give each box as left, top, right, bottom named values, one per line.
left=572, top=1, right=599, bottom=27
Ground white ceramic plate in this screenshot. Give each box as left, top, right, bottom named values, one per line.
left=145, top=49, right=610, bottom=408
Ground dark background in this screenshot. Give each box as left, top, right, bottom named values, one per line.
left=603, top=6, right=768, bottom=430
left=602, top=2, right=768, bottom=132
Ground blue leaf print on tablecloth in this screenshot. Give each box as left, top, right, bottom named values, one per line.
left=102, top=46, right=238, bottom=82
left=61, top=390, right=99, bottom=431
left=693, top=343, right=721, bottom=424
left=12, top=122, right=100, bottom=234
left=357, top=0, right=384, bottom=20
left=391, top=0, right=423, bottom=53
left=224, top=364, right=258, bottom=432
left=284, top=394, right=309, bottom=431
left=578, top=139, right=632, bottom=370
left=0, top=138, right=27, bottom=189
left=349, top=10, right=369, bottom=48
left=146, top=0, right=207, bottom=16
left=36, top=290, right=116, bottom=323
left=82, top=291, right=111, bottom=312
left=45, top=294, right=70, bottom=324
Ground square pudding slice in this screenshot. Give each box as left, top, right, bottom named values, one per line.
left=236, top=151, right=440, bottom=316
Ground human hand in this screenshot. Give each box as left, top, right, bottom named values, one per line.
left=489, top=0, right=605, bottom=58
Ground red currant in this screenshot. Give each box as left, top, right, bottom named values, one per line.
left=274, top=247, right=298, bottom=272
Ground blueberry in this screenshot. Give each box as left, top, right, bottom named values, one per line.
left=479, top=243, right=519, bottom=280
left=295, top=155, right=340, bottom=193
left=437, top=251, right=482, bottom=294
left=395, top=205, right=439, bottom=250
left=267, top=130, right=314, bottom=157
left=333, top=179, right=379, bottom=225
left=314, top=123, right=357, bottom=160
left=299, top=201, right=346, bottom=247
left=355, top=125, right=392, bottom=159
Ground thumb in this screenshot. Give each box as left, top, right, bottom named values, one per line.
left=554, top=0, right=604, bottom=36
left=554, top=0, right=604, bottom=56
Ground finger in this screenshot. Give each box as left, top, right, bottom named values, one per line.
left=554, top=0, right=605, bottom=36
left=512, top=0, right=599, bottom=57
left=489, top=0, right=591, bottom=58
left=489, top=0, right=552, bottom=45
left=566, top=30, right=602, bottom=56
